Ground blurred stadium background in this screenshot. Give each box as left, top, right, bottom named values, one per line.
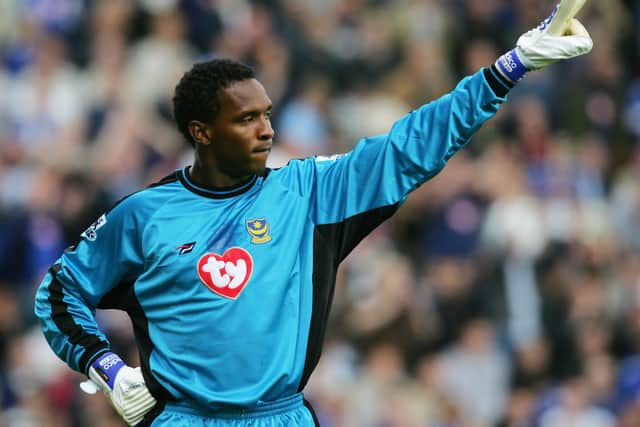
left=1, top=0, right=640, bottom=426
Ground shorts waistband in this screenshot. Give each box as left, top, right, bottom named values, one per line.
left=164, top=393, right=304, bottom=419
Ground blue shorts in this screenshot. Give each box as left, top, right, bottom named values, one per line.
left=147, top=393, right=317, bottom=426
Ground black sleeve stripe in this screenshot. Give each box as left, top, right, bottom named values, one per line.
left=48, top=264, right=109, bottom=374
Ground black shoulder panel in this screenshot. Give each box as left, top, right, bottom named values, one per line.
left=298, top=203, right=399, bottom=391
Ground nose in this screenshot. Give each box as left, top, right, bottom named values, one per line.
left=258, top=116, right=275, bottom=140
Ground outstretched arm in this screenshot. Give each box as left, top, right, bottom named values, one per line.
left=297, top=5, right=592, bottom=259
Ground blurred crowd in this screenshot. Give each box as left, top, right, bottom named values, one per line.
left=1, top=0, right=639, bottom=426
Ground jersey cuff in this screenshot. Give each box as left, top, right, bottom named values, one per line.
left=483, top=65, right=515, bottom=98
left=83, top=348, right=112, bottom=376
left=494, top=48, right=528, bottom=83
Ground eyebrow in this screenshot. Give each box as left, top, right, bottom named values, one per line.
left=235, top=104, right=273, bottom=117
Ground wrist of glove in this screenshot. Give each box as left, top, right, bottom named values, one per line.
left=80, top=352, right=157, bottom=426
left=495, top=17, right=593, bottom=83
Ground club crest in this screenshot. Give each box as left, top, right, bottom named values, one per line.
left=245, top=218, right=271, bottom=244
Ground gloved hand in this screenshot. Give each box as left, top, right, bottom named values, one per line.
left=80, top=352, right=156, bottom=426
left=495, top=9, right=593, bottom=83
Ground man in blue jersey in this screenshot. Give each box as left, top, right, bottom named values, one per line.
left=34, top=10, right=593, bottom=427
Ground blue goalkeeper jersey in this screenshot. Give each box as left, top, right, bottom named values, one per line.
left=34, top=69, right=507, bottom=410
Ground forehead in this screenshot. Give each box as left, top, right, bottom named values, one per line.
left=218, top=79, right=271, bottom=114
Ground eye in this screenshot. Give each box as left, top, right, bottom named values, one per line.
left=265, top=110, right=273, bottom=120
left=242, top=115, right=255, bottom=123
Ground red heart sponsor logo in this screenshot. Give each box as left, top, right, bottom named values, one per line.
left=197, top=247, right=253, bottom=299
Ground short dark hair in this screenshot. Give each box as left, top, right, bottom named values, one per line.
left=172, top=58, right=256, bottom=146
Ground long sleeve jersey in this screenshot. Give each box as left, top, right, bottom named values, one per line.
left=34, top=68, right=509, bottom=410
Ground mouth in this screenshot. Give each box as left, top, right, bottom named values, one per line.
left=252, top=144, right=272, bottom=154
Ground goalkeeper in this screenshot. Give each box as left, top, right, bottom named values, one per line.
left=34, top=8, right=592, bottom=427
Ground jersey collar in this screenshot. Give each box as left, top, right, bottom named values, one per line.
left=178, top=166, right=257, bottom=199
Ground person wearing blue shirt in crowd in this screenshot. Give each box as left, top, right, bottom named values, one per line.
left=34, top=9, right=593, bottom=427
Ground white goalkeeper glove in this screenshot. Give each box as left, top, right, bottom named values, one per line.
left=80, top=352, right=156, bottom=426
left=495, top=12, right=593, bottom=83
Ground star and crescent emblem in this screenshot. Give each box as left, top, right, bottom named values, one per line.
left=245, top=218, right=272, bottom=244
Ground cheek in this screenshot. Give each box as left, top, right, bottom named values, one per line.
left=227, top=128, right=254, bottom=149
left=218, top=132, right=250, bottom=156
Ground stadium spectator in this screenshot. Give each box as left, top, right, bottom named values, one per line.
left=0, top=0, right=636, bottom=426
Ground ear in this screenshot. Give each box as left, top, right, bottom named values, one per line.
left=188, top=120, right=213, bottom=146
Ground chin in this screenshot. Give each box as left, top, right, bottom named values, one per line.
left=252, top=165, right=268, bottom=176
left=249, top=159, right=269, bottom=175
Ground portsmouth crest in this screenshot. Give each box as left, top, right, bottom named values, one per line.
left=245, top=218, right=272, bottom=244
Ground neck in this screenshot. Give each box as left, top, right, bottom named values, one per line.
left=189, top=154, right=252, bottom=189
